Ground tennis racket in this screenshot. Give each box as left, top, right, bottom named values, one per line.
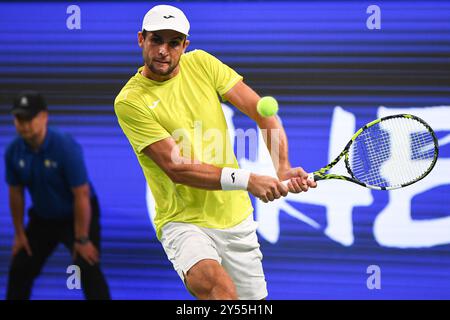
left=286, top=114, right=439, bottom=190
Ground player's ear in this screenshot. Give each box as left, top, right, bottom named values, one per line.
left=42, top=110, right=49, bottom=123
left=38, top=111, right=49, bottom=127
left=137, top=31, right=145, bottom=48
left=182, top=39, right=190, bottom=52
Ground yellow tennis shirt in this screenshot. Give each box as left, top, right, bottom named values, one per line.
left=114, top=49, right=253, bottom=239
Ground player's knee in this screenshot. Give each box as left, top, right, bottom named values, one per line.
left=185, top=260, right=237, bottom=300
left=211, top=280, right=237, bottom=300
left=195, top=277, right=237, bottom=300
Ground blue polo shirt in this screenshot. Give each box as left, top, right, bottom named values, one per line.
left=4, top=128, right=96, bottom=219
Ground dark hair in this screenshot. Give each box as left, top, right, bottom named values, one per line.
left=142, top=30, right=187, bottom=43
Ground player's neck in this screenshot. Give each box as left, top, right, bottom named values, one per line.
left=26, top=127, right=47, bottom=152
left=141, top=64, right=180, bottom=82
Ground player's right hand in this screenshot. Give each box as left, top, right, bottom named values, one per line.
left=247, top=173, right=289, bottom=203
left=12, top=232, right=32, bottom=257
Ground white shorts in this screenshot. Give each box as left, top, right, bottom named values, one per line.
left=160, top=214, right=267, bottom=300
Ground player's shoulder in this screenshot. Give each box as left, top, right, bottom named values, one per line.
left=115, top=76, right=140, bottom=103
left=182, top=49, right=218, bottom=65
left=114, top=88, right=153, bottom=125
left=114, top=89, right=145, bottom=120
left=184, top=49, right=210, bottom=58
left=115, top=75, right=150, bottom=110
left=48, top=128, right=80, bottom=149
left=48, top=129, right=86, bottom=163
left=5, top=136, right=23, bottom=158
left=47, top=127, right=66, bottom=140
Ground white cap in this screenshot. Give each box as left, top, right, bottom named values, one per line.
left=142, top=5, right=190, bottom=36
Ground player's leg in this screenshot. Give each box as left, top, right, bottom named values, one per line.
left=184, top=259, right=237, bottom=300
left=160, top=222, right=237, bottom=300
left=60, top=196, right=110, bottom=300
left=6, top=212, right=59, bottom=300
left=203, top=214, right=268, bottom=300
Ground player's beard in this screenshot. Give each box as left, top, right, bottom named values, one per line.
left=19, top=127, right=45, bottom=148
left=148, top=58, right=179, bottom=77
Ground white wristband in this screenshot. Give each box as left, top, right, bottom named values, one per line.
left=220, top=167, right=251, bottom=191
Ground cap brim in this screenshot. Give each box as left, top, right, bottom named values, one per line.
left=142, top=26, right=189, bottom=36
left=11, top=108, right=38, bottom=120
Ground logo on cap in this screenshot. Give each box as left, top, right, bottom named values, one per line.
left=20, top=97, right=28, bottom=107
left=163, top=15, right=175, bottom=19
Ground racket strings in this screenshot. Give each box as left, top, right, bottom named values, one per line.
left=353, top=129, right=390, bottom=187
left=349, top=117, right=436, bottom=188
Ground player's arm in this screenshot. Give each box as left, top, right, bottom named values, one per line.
left=9, top=185, right=25, bottom=235
left=223, top=80, right=316, bottom=191
left=142, top=137, right=288, bottom=202
left=223, top=81, right=290, bottom=172
left=115, top=94, right=287, bottom=201
left=63, top=139, right=98, bottom=265
left=143, top=137, right=221, bottom=189
left=5, top=149, right=32, bottom=255
left=9, top=185, right=32, bottom=256
left=72, top=183, right=91, bottom=241
left=72, top=183, right=99, bottom=265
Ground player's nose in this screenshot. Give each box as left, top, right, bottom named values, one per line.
left=158, top=43, right=169, bottom=56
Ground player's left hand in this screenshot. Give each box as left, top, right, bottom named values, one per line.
left=278, top=167, right=317, bottom=193
left=73, top=242, right=99, bottom=266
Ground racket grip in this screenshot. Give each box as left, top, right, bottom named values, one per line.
left=281, top=173, right=315, bottom=187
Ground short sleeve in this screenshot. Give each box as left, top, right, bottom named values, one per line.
left=114, top=98, right=171, bottom=154
left=62, top=136, right=89, bottom=188
left=4, top=146, right=20, bottom=186
left=195, top=50, right=243, bottom=99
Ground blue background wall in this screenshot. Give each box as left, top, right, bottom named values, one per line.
left=0, top=1, right=449, bottom=299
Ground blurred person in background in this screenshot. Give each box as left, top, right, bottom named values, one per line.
left=4, top=91, right=110, bottom=300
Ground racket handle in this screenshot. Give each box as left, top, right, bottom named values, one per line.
left=281, top=173, right=315, bottom=187
left=307, top=172, right=315, bottom=182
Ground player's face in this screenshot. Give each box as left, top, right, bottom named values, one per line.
left=14, top=111, right=48, bottom=142
left=139, top=30, right=189, bottom=80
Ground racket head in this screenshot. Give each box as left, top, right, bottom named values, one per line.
left=344, top=114, right=439, bottom=190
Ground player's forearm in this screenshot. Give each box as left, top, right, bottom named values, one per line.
left=256, top=116, right=291, bottom=173
left=169, top=160, right=223, bottom=190
left=9, top=186, right=26, bottom=235
left=74, top=193, right=91, bottom=239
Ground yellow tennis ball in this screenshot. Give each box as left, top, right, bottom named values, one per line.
left=257, top=96, right=279, bottom=117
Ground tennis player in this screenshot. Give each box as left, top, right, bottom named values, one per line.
left=114, top=5, right=316, bottom=300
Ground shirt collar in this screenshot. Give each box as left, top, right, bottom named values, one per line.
left=21, top=128, right=52, bottom=154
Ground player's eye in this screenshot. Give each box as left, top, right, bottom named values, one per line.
left=169, top=41, right=181, bottom=48
left=150, top=37, right=163, bottom=45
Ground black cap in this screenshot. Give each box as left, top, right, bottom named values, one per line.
left=11, top=91, right=47, bottom=120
